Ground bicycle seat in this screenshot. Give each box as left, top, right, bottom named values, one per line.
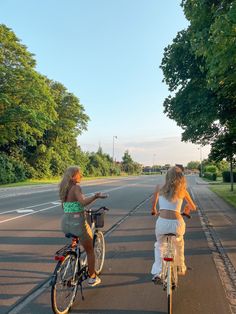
left=164, top=233, right=176, bottom=236
left=65, top=232, right=78, bottom=239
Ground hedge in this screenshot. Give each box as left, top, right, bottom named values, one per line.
left=222, top=171, right=236, bottom=183
left=204, top=172, right=217, bottom=181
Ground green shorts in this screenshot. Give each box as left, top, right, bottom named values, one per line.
left=61, top=212, right=92, bottom=242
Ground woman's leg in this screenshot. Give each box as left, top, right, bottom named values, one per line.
left=151, top=236, right=164, bottom=275
left=80, top=219, right=97, bottom=277
left=80, top=237, right=96, bottom=277
left=175, top=218, right=186, bottom=272
left=175, top=235, right=185, bottom=267
left=151, top=218, right=166, bottom=276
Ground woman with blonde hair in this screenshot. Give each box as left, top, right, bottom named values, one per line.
left=151, top=166, right=196, bottom=282
left=59, top=166, right=108, bottom=287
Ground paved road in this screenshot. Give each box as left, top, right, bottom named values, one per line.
left=0, top=175, right=235, bottom=313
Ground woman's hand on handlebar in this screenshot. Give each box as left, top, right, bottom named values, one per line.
left=181, top=212, right=191, bottom=219
left=94, top=192, right=109, bottom=199
left=151, top=208, right=159, bottom=216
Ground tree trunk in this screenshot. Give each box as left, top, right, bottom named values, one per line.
left=230, top=157, right=234, bottom=192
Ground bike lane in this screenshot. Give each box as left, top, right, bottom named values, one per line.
left=13, top=194, right=232, bottom=314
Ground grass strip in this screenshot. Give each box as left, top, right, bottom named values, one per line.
left=0, top=175, right=127, bottom=188
left=210, top=184, right=236, bottom=208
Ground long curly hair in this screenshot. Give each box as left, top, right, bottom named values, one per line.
left=160, top=166, right=186, bottom=201
left=59, top=166, right=80, bottom=202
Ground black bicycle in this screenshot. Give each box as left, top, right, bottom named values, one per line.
left=51, top=206, right=109, bottom=314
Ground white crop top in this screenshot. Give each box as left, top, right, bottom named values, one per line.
left=159, top=195, right=183, bottom=213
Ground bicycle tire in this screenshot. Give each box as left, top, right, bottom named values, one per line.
left=168, top=294, right=172, bottom=314
left=51, top=253, right=79, bottom=314
left=93, top=231, right=105, bottom=274
left=167, top=263, right=173, bottom=314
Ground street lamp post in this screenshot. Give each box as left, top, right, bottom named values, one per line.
left=153, top=153, right=156, bottom=173
left=112, top=136, right=117, bottom=162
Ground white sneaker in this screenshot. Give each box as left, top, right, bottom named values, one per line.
left=88, top=275, right=101, bottom=287
left=152, top=274, right=162, bottom=285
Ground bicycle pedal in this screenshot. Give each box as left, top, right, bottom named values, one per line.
left=69, top=280, right=77, bottom=286
left=152, top=276, right=162, bottom=285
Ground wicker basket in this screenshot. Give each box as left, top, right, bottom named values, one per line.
left=92, top=212, right=104, bottom=228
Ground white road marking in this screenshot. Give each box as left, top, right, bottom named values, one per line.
left=0, top=183, right=140, bottom=224
left=0, top=201, right=60, bottom=215
left=0, top=205, right=59, bottom=224
left=16, top=209, right=34, bottom=213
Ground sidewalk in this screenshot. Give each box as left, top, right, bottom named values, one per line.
left=191, top=177, right=236, bottom=312
left=192, top=178, right=236, bottom=270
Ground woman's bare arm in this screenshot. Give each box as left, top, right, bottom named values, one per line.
left=184, top=190, right=197, bottom=211
left=74, top=185, right=107, bottom=206
left=151, top=185, right=160, bottom=215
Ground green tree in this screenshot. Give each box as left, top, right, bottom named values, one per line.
left=161, top=29, right=218, bottom=144
left=33, top=81, right=89, bottom=176
left=209, top=132, right=236, bottom=190
left=161, top=1, right=236, bottom=190
left=187, top=161, right=200, bottom=170
left=0, top=24, right=57, bottom=147
left=0, top=24, right=90, bottom=181
left=121, top=150, right=142, bottom=174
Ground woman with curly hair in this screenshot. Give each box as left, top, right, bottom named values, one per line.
left=151, top=166, right=196, bottom=282
left=59, top=166, right=107, bottom=287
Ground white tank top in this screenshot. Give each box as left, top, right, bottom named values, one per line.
left=159, top=195, right=183, bottom=213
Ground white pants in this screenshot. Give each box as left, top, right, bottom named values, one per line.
left=151, top=217, right=186, bottom=275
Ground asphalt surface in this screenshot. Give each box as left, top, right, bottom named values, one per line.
left=0, top=175, right=235, bottom=314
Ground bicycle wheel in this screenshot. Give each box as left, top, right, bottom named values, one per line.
left=93, top=231, right=105, bottom=274
left=167, top=263, right=173, bottom=314
left=51, top=253, right=79, bottom=314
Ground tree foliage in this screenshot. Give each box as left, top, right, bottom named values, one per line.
left=161, top=1, right=236, bottom=164
left=121, top=150, right=142, bottom=174
left=186, top=161, right=200, bottom=170
left=0, top=24, right=89, bottom=182
left=0, top=24, right=143, bottom=183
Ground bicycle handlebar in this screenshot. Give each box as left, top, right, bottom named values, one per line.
left=86, top=206, right=110, bottom=214
left=181, top=212, right=191, bottom=219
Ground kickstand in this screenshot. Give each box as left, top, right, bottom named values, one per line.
left=80, top=283, right=85, bottom=301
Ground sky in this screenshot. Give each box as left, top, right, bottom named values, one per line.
left=0, top=0, right=210, bottom=166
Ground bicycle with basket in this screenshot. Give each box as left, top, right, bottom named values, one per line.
left=50, top=206, right=109, bottom=314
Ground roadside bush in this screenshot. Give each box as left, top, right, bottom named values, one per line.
left=222, top=171, right=236, bottom=183
left=204, top=172, right=217, bottom=181
left=0, top=154, right=26, bottom=184
left=205, top=165, right=218, bottom=173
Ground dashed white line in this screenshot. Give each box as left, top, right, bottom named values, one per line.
left=16, top=209, right=34, bottom=213
left=0, top=205, right=59, bottom=224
